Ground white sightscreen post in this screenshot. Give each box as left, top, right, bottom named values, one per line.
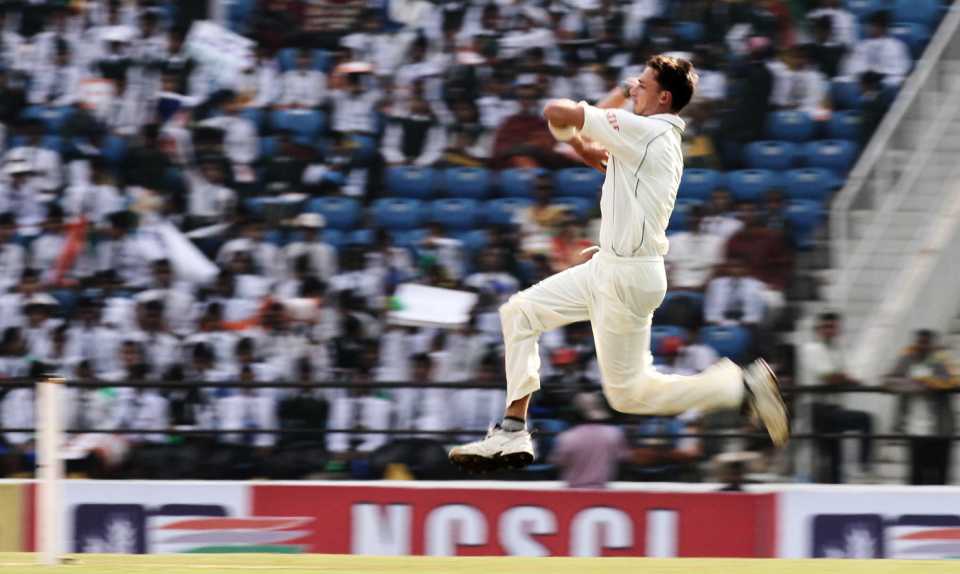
left=36, top=376, right=64, bottom=565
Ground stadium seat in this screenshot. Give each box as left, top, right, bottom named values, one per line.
left=453, top=229, right=489, bottom=254
left=484, top=197, right=533, bottom=226
left=41, top=135, right=64, bottom=154
left=828, top=111, right=862, bottom=141
left=430, top=198, right=480, bottom=230
left=390, top=228, right=429, bottom=251
left=345, top=229, right=375, bottom=247
left=744, top=141, right=798, bottom=170
left=892, top=0, right=941, bottom=26
left=651, top=325, right=689, bottom=356
left=784, top=168, right=839, bottom=203
left=306, top=197, right=361, bottom=230
left=259, top=136, right=278, bottom=159
left=499, top=167, right=544, bottom=198
left=278, top=48, right=330, bottom=72
left=831, top=80, right=862, bottom=110
left=385, top=166, right=438, bottom=199
left=678, top=168, right=723, bottom=202
left=804, top=140, right=859, bottom=174
left=845, top=0, right=885, bottom=19
left=766, top=110, right=815, bottom=142
left=554, top=196, right=594, bottom=220
left=371, top=198, right=426, bottom=230
left=553, top=167, right=604, bottom=198
left=101, top=135, right=127, bottom=164
left=673, top=21, right=704, bottom=44
left=271, top=109, right=325, bottom=143
left=351, top=135, right=378, bottom=164
left=240, top=107, right=265, bottom=131
left=321, top=229, right=344, bottom=249
left=443, top=167, right=492, bottom=199
left=786, top=200, right=824, bottom=249
left=889, top=21, right=931, bottom=57
left=726, top=169, right=782, bottom=203
left=701, top=325, right=752, bottom=362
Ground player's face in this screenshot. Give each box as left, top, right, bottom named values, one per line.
left=631, top=67, right=667, bottom=116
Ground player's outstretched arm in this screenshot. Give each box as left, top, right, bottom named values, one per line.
left=543, top=99, right=585, bottom=130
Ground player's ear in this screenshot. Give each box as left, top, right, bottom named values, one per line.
left=659, top=89, right=672, bottom=110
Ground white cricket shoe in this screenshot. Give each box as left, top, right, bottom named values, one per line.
left=449, top=425, right=535, bottom=473
left=743, top=358, right=790, bottom=447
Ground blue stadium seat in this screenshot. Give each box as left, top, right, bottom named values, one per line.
left=701, top=325, right=752, bottom=362
left=678, top=169, right=724, bottom=202
left=346, top=229, right=375, bottom=247
left=889, top=21, right=931, bottom=57
left=453, top=229, right=490, bottom=254
left=845, top=0, right=885, bottom=19
left=744, top=141, right=798, bottom=170
left=804, top=140, right=859, bottom=174
left=444, top=167, right=492, bottom=199
left=430, top=198, right=480, bottom=230
left=651, top=325, right=689, bottom=355
left=240, top=107, right=265, bottom=131
left=258, top=136, right=278, bottom=159
left=41, top=135, right=63, bottom=154
left=784, top=168, right=839, bottom=203
left=766, top=110, right=816, bottom=142
left=554, top=196, right=594, bottom=220
left=553, top=167, right=604, bottom=198
left=25, top=105, right=73, bottom=133
left=484, top=198, right=533, bottom=226
left=786, top=200, right=824, bottom=249
left=892, top=0, right=941, bottom=26
left=390, top=228, right=429, bottom=251
left=278, top=48, right=330, bottom=72
left=306, top=197, right=361, bottom=230
left=673, top=21, right=705, bottom=44
left=101, top=135, right=127, bottom=165
left=321, top=229, right=344, bottom=249
left=372, top=198, right=425, bottom=230
left=828, top=111, right=862, bottom=141
left=726, top=169, right=782, bottom=203
left=499, top=168, right=544, bottom=198
left=350, top=135, right=378, bottom=164
left=831, top=80, right=862, bottom=110
left=271, top=109, right=324, bottom=143
left=385, top=166, right=438, bottom=199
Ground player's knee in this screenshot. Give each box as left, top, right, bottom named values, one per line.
left=603, top=385, right=637, bottom=414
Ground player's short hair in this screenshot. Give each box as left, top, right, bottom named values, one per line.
left=646, top=55, right=698, bottom=113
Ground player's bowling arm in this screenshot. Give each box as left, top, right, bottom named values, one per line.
left=567, top=134, right=608, bottom=174
left=543, top=99, right=585, bottom=130
left=595, top=77, right=638, bottom=110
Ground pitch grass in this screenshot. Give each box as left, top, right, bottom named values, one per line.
left=0, top=553, right=958, bottom=574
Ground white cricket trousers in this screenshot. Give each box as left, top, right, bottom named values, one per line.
left=500, top=250, right=744, bottom=415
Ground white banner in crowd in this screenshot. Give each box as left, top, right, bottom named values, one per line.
left=185, top=21, right=255, bottom=89
left=387, top=284, right=477, bottom=328
left=156, top=222, right=219, bottom=285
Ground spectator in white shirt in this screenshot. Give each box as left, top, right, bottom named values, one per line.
left=704, top=257, right=766, bottom=327
left=842, top=9, right=911, bottom=86
left=329, top=71, right=380, bottom=135
left=4, top=118, right=62, bottom=194
left=217, top=360, right=280, bottom=449
left=185, top=156, right=237, bottom=225
left=0, top=212, right=25, bottom=293
left=234, top=44, right=280, bottom=109
left=65, top=296, right=120, bottom=375
left=200, top=94, right=259, bottom=167
left=283, top=213, right=337, bottom=283
left=30, top=40, right=84, bottom=106
left=30, top=203, right=71, bottom=285
left=147, top=259, right=196, bottom=335
left=22, top=294, right=58, bottom=363
left=808, top=0, right=859, bottom=47
left=464, top=248, right=520, bottom=305
left=799, top=312, right=874, bottom=483
left=95, top=210, right=163, bottom=289
left=769, top=46, right=828, bottom=117
left=453, top=352, right=505, bottom=440
left=218, top=217, right=282, bottom=281
left=0, top=160, right=48, bottom=232
left=700, top=188, right=743, bottom=241
left=64, top=156, right=124, bottom=226
left=326, top=365, right=393, bottom=455
left=380, top=80, right=447, bottom=166
left=130, top=297, right=182, bottom=377
left=666, top=205, right=726, bottom=291
left=279, top=48, right=326, bottom=110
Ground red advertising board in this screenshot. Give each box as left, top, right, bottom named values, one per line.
left=252, top=485, right=776, bottom=557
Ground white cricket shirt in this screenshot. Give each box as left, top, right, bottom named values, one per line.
left=580, top=106, right=685, bottom=258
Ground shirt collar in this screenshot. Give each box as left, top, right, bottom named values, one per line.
left=648, top=113, right=686, bottom=132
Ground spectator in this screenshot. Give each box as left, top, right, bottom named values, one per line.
left=888, top=329, right=957, bottom=485
left=278, top=47, right=326, bottom=110
left=842, top=10, right=911, bottom=86
left=329, top=70, right=379, bottom=136
left=64, top=156, right=124, bottom=226
left=859, top=71, right=890, bottom=148
left=217, top=361, right=280, bottom=450
left=235, top=44, right=280, bottom=109
left=549, top=215, right=594, bottom=272
left=464, top=248, right=520, bottom=304
left=800, top=312, right=874, bottom=483
left=453, top=352, right=506, bottom=440
left=700, top=188, right=743, bottom=241
left=517, top=174, right=568, bottom=256
left=490, top=82, right=557, bottom=169
left=200, top=93, right=259, bottom=167
left=720, top=37, right=773, bottom=157
left=0, top=212, right=25, bottom=293
left=769, top=45, right=828, bottom=117
left=1, top=160, right=47, bottom=232
left=417, top=223, right=465, bottom=282
left=549, top=392, right=631, bottom=489
left=725, top=201, right=793, bottom=292
left=64, top=296, right=120, bottom=375
left=665, top=205, right=725, bottom=291
left=184, top=156, right=238, bottom=227
left=807, top=0, right=859, bottom=48
left=325, top=366, right=392, bottom=455
left=807, top=16, right=847, bottom=78
left=95, top=211, right=163, bottom=289
left=704, top=257, right=766, bottom=327
left=380, top=80, right=446, bottom=166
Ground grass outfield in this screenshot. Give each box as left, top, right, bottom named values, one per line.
left=1, top=554, right=959, bottom=574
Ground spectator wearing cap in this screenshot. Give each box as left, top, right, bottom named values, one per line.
left=1, top=159, right=48, bottom=232
left=95, top=211, right=163, bottom=289
left=549, top=392, right=633, bottom=489
left=0, top=212, right=24, bottom=292
left=842, top=10, right=911, bottom=86
left=666, top=205, right=725, bottom=291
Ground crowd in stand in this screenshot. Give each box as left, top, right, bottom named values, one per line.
left=0, top=0, right=942, bottom=481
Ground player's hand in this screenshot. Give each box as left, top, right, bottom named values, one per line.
left=578, top=141, right=608, bottom=173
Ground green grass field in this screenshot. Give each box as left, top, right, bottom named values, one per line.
left=0, top=554, right=958, bottom=574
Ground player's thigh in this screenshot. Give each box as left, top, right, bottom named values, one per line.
left=503, top=262, right=593, bottom=331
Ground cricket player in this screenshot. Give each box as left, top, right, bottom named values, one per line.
left=449, top=55, right=789, bottom=472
